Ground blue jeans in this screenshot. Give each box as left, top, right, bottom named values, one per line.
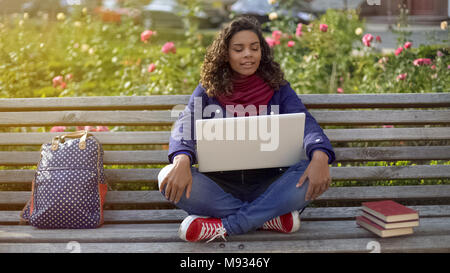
left=158, top=160, right=311, bottom=235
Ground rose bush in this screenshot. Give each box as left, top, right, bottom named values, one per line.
left=0, top=4, right=208, bottom=98
left=263, top=8, right=366, bottom=93
left=263, top=3, right=449, bottom=94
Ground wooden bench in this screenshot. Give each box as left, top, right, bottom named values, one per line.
left=0, top=93, right=449, bottom=253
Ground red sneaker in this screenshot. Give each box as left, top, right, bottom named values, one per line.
left=261, top=210, right=301, bottom=233
left=179, top=215, right=228, bottom=242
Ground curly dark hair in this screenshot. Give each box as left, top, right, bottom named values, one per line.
left=200, top=16, right=286, bottom=98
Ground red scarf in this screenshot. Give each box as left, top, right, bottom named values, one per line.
left=216, top=73, right=274, bottom=116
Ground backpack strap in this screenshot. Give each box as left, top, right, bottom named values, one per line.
left=53, top=130, right=93, bottom=150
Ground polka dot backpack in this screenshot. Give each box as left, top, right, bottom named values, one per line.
left=20, top=130, right=108, bottom=229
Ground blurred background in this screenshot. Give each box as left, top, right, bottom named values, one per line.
left=1, top=0, right=449, bottom=27
left=0, top=0, right=448, bottom=97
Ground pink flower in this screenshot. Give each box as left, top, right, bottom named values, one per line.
left=77, top=126, right=101, bottom=132
left=395, top=47, right=403, bottom=56
left=396, top=73, right=407, bottom=81
left=95, top=126, right=109, bottom=132
left=319, top=24, right=328, bottom=32
left=423, top=58, right=432, bottom=65
left=161, top=42, right=176, bottom=54
left=140, top=30, right=154, bottom=43
left=413, top=58, right=432, bottom=66
left=50, top=126, right=66, bottom=132
left=383, top=125, right=394, bottom=128
left=337, top=87, right=344, bottom=93
left=448, top=65, right=450, bottom=69
left=52, top=76, right=63, bottom=87
left=378, top=57, right=389, bottom=64
left=404, top=41, right=412, bottom=49
left=295, top=23, right=303, bottom=37
left=362, top=34, right=373, bottom=47
left=287, top=40, right=295, bottom=47
left=83, top=126, right=96, bottom=132
left=52, top=75, right=67, bottom=89
left=65, top=74, right=73, bottom=81
left=265, top=37, right=277, bottom=47
left=363, top=34, right=373, bottom=42
left=437, top=50, right=444, bottom=57
left=147, top=63, right=156, bottom=73
left=272, top=30, right=282, bottom=41
left=376, top=35, right=381, bottom=42
left=431, top=65, right=436, bottom=70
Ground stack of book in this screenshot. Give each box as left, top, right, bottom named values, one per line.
left=356, top=200, right=419, bottom=238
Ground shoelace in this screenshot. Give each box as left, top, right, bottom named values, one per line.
left=198, top=222, right=227, bottom=243
left=262, top=217, right=284, bottom=232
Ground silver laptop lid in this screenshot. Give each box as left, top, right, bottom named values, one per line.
left=195, top=113, right=306, bottom=172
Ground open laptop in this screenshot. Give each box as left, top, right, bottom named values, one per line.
left=195, top=113, right=306, bottom=172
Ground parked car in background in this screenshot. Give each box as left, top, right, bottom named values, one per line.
left=141, top=0, right=226, bottom=29
left=21, top=0, right=86, bottom=17
left=230, top=0, right=318, bottom=25
left=94, top=0, right=141, bottom=23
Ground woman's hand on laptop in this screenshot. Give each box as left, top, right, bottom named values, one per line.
left=296, top=150, right=331, bottom=201
left=159, top=154, right=193, bottom=204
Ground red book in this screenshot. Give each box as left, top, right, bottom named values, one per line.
left=362, top=200, right=419, bottom=222
left=361, top=211, right=419, bottom=229
left=356, top=216, right=414, bottom=238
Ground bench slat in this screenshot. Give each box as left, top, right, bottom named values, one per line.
left=329, top=165, right=450, bottom=180
left=1, top=93, right=448, bottom=111
left=0, top=110, right=449, bottom=127
left=334, top=146, right=450, bottom=161
left=0, top=132, right=172, bottom=145
left=0, top=150, right=165, bottom=165
left=1, top=218, right=449, bottom=243
left=2, top=205, right=449, bottom=224
left=1, top=127, right=449, bottom=146
left=325, top=127, right=450, bottom=142
left=310, top=110, right=450, bottom=125
left=1, top=165, right=449, bottom=184
left=1, top=185, right=449, bottom=206
left=2, top=235, right=449, bottom=253
left=0, top=111, right=175, bottom=127
left=1, top=146, right=449, bottom=166
left=0, top=220, right=449, bottom=252
left=302, top=93, right=450, bottom=109
left=0, top=96, right=190, bottom=111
